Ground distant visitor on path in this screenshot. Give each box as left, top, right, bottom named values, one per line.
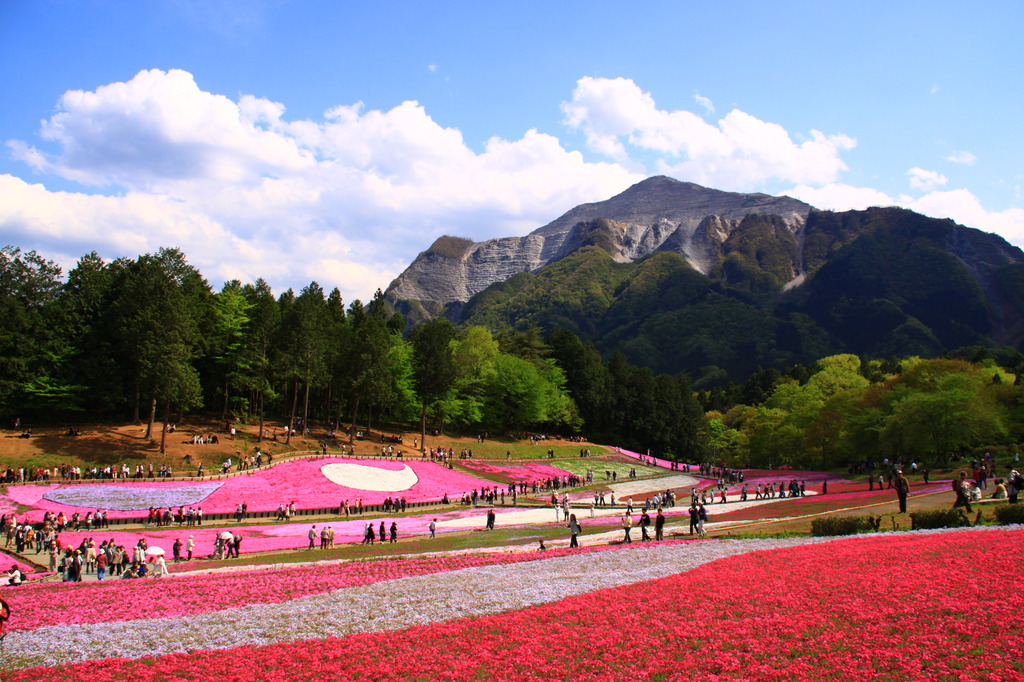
left=952, top=472, right=973, bottom=513
left=567, top=513, right=581, bottom=548
left=894, top=470, right=910, bottom=513
left=1007, top=465, right=1022, bottom=504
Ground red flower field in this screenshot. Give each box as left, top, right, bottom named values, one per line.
left=6, top=527, right=1021, bottom=681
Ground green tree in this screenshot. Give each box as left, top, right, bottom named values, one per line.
left=481, top=353, right=548, bottom=432
left=442, top=325, right=500, bottom=430
left=410, top=318, right=457, bottom=451
left=241, top=279, right=280, bottom=442
left=0, top=247, right=65, bottom=416
left=881, top=367, right=1006, bottom=463
left=210, top=281, right=254, bottom=420
left=279, top=282, right=330, bottom=442
left=106, top=249, right=210, bottom=452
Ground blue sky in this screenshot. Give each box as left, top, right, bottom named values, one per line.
left=1, top=0, right=1022, bottom=302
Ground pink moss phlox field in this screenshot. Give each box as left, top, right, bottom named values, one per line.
left=1, top=540, right=691, bottom=633
left=4, top=457, right=491, bottom=520
left=12, top=529, right=1022, bottom=681
left=711, top=483, right=954, bottom=523
left=459, top=460, right=573, bottom=482
left=617, top=448, right=681, bottom=469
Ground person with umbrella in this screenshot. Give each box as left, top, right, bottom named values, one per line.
left=146, top=547, right=169, bottom=576
left=218, top=531, right=234, bottom=558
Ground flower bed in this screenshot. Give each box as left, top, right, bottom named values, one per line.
left=3, top=528, right=1018, bottom=680
left=0, top=539, right=695, bottom=634
left=710, top=483, right=951, bottom=523
left=3, top=458, right=492, bottom=519
left=42, top=482, right=226, bottom=510
left=458, top=461, right=573, bottom=483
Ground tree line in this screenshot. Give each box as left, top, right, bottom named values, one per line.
left=0, top=246, right=706, bottom=458
left=701, top=353, right=1024, bottom=469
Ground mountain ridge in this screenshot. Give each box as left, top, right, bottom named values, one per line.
left=384, top=177, right=1024, bottom=384
left=385, top=176, right=812, bottom=321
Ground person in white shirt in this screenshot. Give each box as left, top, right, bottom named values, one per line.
left=6, top=565, right=23, bottom=586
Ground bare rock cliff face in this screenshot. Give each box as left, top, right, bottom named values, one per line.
left=386, top=176, right=812, bottom=319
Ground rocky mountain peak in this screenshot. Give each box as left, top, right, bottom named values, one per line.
left=386, top=176, right=813, bottom=322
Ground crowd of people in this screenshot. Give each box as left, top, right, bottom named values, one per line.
left=146, top=506, right=205, bottom=527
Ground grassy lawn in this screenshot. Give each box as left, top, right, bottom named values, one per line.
left=172, top=525, right=571, bottom=570
left=431, top=441, right=612, bottom=460
left=552, top=459, right=663, bottom=480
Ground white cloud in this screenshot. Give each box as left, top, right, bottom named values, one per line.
left=786, top=183, right=897, bottom=212
left=907, top=167, right=948, bottom=191
left=561, top=76, right=855, bottom=191
left=694, top=93, right=715, bottom=115
left=1, top=69, right=639, bottom=302
left=947, top=150, right=977, bottom=166
left=786, top=182, right=1024, bottom=248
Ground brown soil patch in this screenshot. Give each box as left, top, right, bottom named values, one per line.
left=0, top=419, right=587, bottom=472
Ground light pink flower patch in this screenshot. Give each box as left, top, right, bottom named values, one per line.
left=459, top=461, right=573, bottom=482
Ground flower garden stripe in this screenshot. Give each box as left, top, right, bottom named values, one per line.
left=4, top=526, right=1020, bottom=681
left=2, top=537, right=828, bottom=669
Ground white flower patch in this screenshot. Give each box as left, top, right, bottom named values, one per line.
left=42, top=482, right=225, bottom=511
left=320, top=462, right=419, bottom=492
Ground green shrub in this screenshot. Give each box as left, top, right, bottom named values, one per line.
left=909, top=508, right=972, bottom=530
left=811, top=515, right=879, bottom=536
left=993, top=503, right=1024, bottom=525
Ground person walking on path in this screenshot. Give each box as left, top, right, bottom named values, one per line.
left=697, top=504, right=708, bottom=538
left=952, top=472, right=973, bottom=513
left=895, top=470, right=911, bottom=513
left=654, top=509, right=665, bottom=541
left=1006, top=465, right=1022, bottom=504
left=307, top=525, right=317, bottom=550
left=429, top=519, right=437, bottom=538
left=621, top=511, right=633, bottom=543
left=567, top=513, right=581, bottom=548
